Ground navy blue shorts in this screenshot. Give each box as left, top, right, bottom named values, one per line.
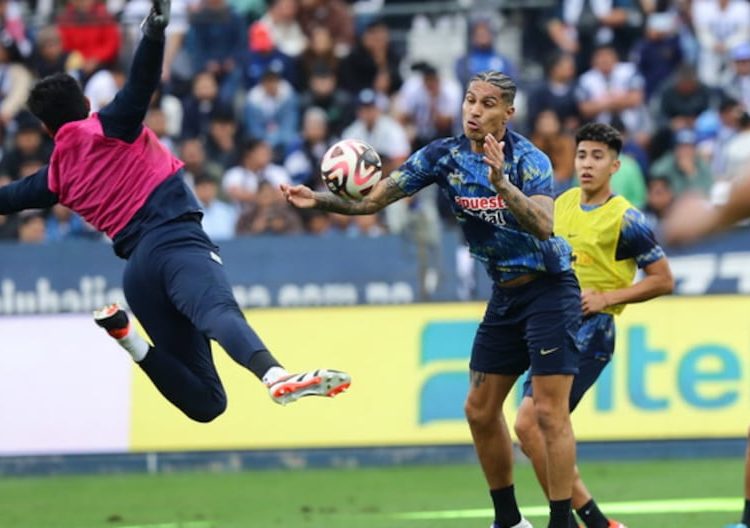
left=470, top=271, right=582, bottom=377
left=523, top=312, right=614, bottom=410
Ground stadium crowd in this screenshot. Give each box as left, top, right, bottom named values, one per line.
left=0, top=0, right=748, bottom=244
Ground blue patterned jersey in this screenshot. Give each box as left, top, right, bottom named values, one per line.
left=579, top=203, right=666, bottom=268
left=391, top=132, right=573, bottom=283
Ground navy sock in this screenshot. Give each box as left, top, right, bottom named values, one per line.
left=576, top=499, right=609, bottom=528
left=247, top=349, right=282, bottom=380
left=490, top=485, right=522, bottom=527
left=742, top=498, right=750, bottom=525
left=548, top=498, right=572, bottom=528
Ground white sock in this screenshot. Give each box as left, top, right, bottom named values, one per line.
left=262, top=366, right=289, bottom=386
left=116, top=327, right=150, bottom=363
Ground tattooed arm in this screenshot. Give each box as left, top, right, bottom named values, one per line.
left=495, top=184, right=553, bottom=240
left=482, top=133, right=553, bottom=240
left=280, top=176, right=408, bottom=215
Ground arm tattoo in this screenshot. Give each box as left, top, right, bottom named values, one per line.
left=499, top=184, right=553, bottom=240
left=469, top=370, right=486, bottom=389
left=314, top=177, right=407, bottom=215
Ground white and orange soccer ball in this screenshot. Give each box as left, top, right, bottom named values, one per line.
left=320, top=138, right=382, bottom=200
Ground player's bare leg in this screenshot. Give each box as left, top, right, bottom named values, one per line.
left=531, top=373, right=575, bottom=528
left=516, top=396, right=627, bottom=528
left=465, top=371, right=532, bottom=528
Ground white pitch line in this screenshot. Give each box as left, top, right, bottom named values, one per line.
left=393, top=497, right=742, bottom=520
left=116, top=522, right=212, bottom=528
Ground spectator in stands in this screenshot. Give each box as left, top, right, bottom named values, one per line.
left=348, top=213, right=387, bottom=237
left=120, top=0, right=192, bottom=90
left=298, top=62, right=354, bottom=138
left=235, top=180, right=303, bottom=235
left=576, top=44, right=651, bottom=144
left=244, top=59, right=299, bottom=162
left=297, top=0, right=355, bottom=57
left=632, top=10, right=683, bottom=100
left=145, top=106, right=177, bottom=153
left=223, top=139, right=291, bottom=210
left=611, top=148, right=647, bottom=209
left=260, top=0, right=307, bottom=58
left=0, top=115, right=52, bottom=181
left=723, top=110, right=750, bottom=181
left=395, top=62, right=462, bottom=150
left=454, top=15, right=516, bottom=89
left=527, top=51, right=581, bottom=133
left=643, top=176, right=674, bottom=230
left=242, top=20, right=297, bottom=90
left=339, top=18, right=403, bottom=97
left=722, top=42, right=750, bottom=112
left=545, top=0, right=638, bottom=73
left=181, top=71, right=229, bottom=140
left=56, top=0, right=120, bottom=80
left=341, top=88, right=411, bottom=176
left=193, top=173, right=238, bottom=241
left=651, top=63, right=712, bottom=161
left=284, top=106, right=333, bottom=189
left=296, top=24, right=339, bottom=92
left=659, top=65, right=712, bottom=127
left=692, top=0, right=750, bottom=86
left=300, top=208, right=333, bottom=235
left=17, top=211, right=46, bottom=244
left=184, top=0, right=245, bottom=105
left=84, top=63, right=125, bottom=113
left=650, top=128, right=713, bottom=197
left=699, top=96, right=742, bottom=178
left=45, top=204, right=96, bottom=242
left=0, top=0, right=31, bottom=59
left=227, top=0, right=265, bottom=23
left=0, top=173, right=17, bottom=239
left=530, top=109, right=576, bottom=196
left=151, top=86, right=184, bottom=139
left=179, top=137, right=223, bottom=187
left=0, top=33, right=31, bottom=128
left=204, top=108, right=240, bottom=170
left=29, top=26, right=82, bottom=80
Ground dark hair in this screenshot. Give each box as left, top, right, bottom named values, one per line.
left=575, top=122, right=623, bottom=154
left=27, top=73, right=89, bottom=134
left=468, top=71, right=516, bottom=105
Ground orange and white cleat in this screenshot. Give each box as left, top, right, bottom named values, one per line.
left=93, top=303, right=131, bottom=339
left=267, top=369, right=351, bottom=405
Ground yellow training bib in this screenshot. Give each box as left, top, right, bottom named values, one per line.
left=554, top=188, right=636, bottom=315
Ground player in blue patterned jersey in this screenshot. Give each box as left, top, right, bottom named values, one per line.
left=515, top=123, right=674, bottom=528
left=282, top=71, right=581, bottom=528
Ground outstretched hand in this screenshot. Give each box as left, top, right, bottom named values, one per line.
left=661, top=193, right=715, bottom=246
left=483, top=134, right=507, bottom=192
left=280, top=183, right=317, bottom=209
left=142, top=0, right=170, bottom=38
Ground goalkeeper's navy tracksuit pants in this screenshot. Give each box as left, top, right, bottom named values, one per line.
left=123, top=217, right=267, bottom=422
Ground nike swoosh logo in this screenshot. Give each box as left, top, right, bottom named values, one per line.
left=210, top=251, right=223, bottom=265
left=540, top=347, right=559, bottom=356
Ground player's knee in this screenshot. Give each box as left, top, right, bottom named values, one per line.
left=514, top=407, right=536, bottom=445
left=533, top=399, right=569, bottom=435
left=464, top=396, right=496, bottom=431
left=187, top=393, right=227, bottom=423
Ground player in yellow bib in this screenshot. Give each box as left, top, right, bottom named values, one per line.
left=515, top=123, right=675, bottom=528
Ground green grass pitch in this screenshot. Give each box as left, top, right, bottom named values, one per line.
left=0, top=457, right=743, bottom=527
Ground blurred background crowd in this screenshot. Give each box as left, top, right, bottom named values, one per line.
left=0, top=0, right=747, bottom=246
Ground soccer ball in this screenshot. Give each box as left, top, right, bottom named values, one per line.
left=320, top=139, right=382, bottom=200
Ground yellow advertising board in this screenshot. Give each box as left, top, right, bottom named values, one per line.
left=130, top=297, right=750, bottom=451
